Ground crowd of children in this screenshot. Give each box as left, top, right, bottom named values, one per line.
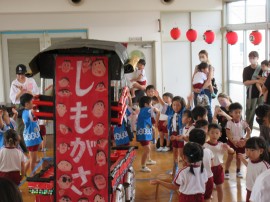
left=0, top=93, right=44, bottom=187
left=128, top=80, right=270, bottom=202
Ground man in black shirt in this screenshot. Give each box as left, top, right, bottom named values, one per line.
left=242, top=51, right=264, bottom=129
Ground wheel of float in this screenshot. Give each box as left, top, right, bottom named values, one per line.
left=113, top=184, right=126, bottom=202
left=124, top=167, right=136, bottom=202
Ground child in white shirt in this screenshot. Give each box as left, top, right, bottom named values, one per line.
left=225, top=102, right=251, bottom=179
left=238, top=137, right=270, bottom=202
left=150, top=142, right=208, bottom=202
left=130, top=59, right=147, bottom=98
left=189, top=128, right=214, bottom=202
left=204, top=123, right=234, bottom=202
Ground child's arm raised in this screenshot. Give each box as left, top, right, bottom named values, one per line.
left=12, top=108, right=18, bottom=121
left=154, top=90, right=166, bottom=107
left=186, top=93, right=193, bottom=110
left=153, top=107, right=160, bottom=123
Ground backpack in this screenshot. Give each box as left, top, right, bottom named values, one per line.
left=197, top=91, right=210, bottom=107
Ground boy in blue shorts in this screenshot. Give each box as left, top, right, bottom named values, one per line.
left=20, top=93, right=42, bottom=175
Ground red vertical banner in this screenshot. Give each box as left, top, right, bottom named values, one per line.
left=55, top=56, right=109, bottom=202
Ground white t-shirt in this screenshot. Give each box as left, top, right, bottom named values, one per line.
left=0, top=147, right=24, bottom=172
left=192, top=72, right=207, bottom=85
left=250, top=169, right=270, bottom=202
left=203, top=147, right=214, bottom=178
left=136, top=69, right=147, bottom=82
left=9, top=77, right=39, bottom=104
left=153, top=103, right=167, bottom=121
left=183, top=125, right=195, bottom=137
left=204, top=142, right=226, bottom=166
left=226, top=120, right=249, bottom=141
left=174, top=165, right=208, bottom=195
left=246, top=160, right=270, bottom=191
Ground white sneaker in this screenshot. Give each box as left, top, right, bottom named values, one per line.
left=237, top=172, right=243, bottom=178
left=146, top=159, right=156, bottom=165
left=140, top=166, right=151, bottom=172
left=156, top=147, right=164, bottom=152
left=162, top=147, right=170, bottom=152
left=224, top=173, right=230, bottom=180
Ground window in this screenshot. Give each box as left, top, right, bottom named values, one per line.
left=226, top=0, right=268, bottom=130
left=227, top=0, right=266, bottom=24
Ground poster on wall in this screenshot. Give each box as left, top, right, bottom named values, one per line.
left=55, top=55, right=109, bottom=202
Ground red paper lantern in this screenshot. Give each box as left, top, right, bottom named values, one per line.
left=170, top=27, right=181, bottom=40
left=249, top=30, right=262, bottom=45
left=226, top=31, right=238, bottom=45
left=203, top=30, right=215, bottom=44
left=186, top=29, right=197, bottom=42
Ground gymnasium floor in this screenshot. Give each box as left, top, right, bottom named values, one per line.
left=20, top=133, right=252, bottom=202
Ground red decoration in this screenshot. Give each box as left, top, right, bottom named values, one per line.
left=203, top=30, right=215, bottom=44
left=170, top=27, right=181, bottom=40
left=226, top=31, right=238, bottom=45
left=186, top=29, right=197, bottom=42
left=249, top=30, right=262, bottom=45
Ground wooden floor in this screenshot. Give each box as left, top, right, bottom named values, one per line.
left=20, top=133, right=251, bottom=202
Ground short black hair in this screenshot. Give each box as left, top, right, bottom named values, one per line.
left=208, top=123, right=221, bottom=131
left=255, top=104, right=270, bottom=118
left=195, top=119, right=208, bottom=129
left=163, top=92, right=174, bottom=100
left=229, top=102, right=242, bottom=112
left=20, top=93, right=33, bottom=107
left=183, top=109, right=193, bottom=119
left=146, top=85, right=155, bottom=91
left=139, top=96, right=152, bottom=108
left=248, top=51, right=259, bottom=58
left=192, top=106, right=207, bottom=121
left=138, top=59, right=146, bottom=66
left=0, top=177, right=23, bottom=202
left=197, top=62, right=209, bottom=71
left=261, top=60, right=269, bottom=66
left=152, top=96, right=159, bottom=102
left=189, top=128, right=206, bottom=146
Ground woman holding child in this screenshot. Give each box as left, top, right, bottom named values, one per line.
left=192, top=50, right=215, bottom=123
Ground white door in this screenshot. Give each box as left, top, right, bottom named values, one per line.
left=162, top=41, right=192, bottom=99
left=126, top=42, right=155, bottom=87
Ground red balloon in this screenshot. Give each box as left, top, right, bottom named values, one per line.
left=170, top=27, right=181, bottom=40
left=186, top=29, right=197, bottom=42
left=249, top=31, right=262, bottom=45
left=203, top=30, right=215, bottom=44
left=226, top=31, right=238, bottom=45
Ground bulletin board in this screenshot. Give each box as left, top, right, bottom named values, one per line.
left=55, top=55, right=110, bottom=202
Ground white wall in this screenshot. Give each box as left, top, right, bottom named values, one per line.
left=0, top=0, right=223, bottom=102
left=0, top=0, right=222, bottom=13
left=161, top=11, right=222, bottom=109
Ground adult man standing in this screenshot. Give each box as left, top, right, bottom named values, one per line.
left=243, top=51, right=264, bottom=130
left=9, top=64, right=39, bottom=153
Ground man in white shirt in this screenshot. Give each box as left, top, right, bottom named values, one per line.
left=9, top=64, right=39, bottom=153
